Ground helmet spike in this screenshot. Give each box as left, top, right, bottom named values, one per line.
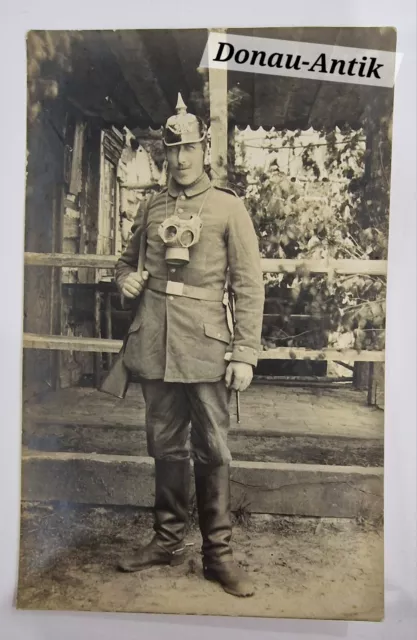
left=175, top=92, right=187, bottom=114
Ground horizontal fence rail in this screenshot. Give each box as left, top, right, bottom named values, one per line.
left=24, top=253, right=388, bottom=276
left=23, top=253, right=386, bottom=362
left=23, top=333, right=385, bottom=362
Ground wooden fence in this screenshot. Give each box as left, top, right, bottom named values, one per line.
left=23, top=253, right=386, bottom=363
left=25, top=252, right=387, bottom=276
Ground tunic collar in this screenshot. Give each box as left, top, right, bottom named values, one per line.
left=167, top=172, right=212, bottom=198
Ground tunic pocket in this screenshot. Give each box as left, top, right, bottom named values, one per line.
left=123, top=316, right=143, bottom=374
left=204, top=323, right=231, bottom=344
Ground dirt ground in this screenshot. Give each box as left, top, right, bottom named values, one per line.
left=17, top=502, right=383, bottom=621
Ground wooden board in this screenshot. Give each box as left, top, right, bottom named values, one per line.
left=22, top=333, right=385, bottom=362
left=24, top=253, right=388, bottom=276
left=24, top=422, right=384, bottom=467
left=21, top=451, right=383, bottom=519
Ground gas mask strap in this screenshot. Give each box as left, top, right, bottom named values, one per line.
left=195, top=186, right=212, bottom=217
left=165, top=184, right=213, bottom=219
left=165, top=189, right=180, bottom=219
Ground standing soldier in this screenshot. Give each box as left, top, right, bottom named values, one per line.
left=114, top=94, right=264, bottom=597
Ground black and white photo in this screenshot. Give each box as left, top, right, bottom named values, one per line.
left=19, top=27, right=396, bottom=620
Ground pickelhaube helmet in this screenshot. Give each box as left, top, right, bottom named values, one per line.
left=163, top=93, right=207, bottom=147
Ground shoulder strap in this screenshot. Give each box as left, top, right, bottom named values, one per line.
left=214, top=185, right=238, bottom=197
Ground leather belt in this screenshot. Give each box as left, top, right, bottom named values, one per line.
left=147, top=277, right=224, bottom=302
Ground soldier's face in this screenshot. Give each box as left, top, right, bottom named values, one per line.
left=166, top=142, right=205, bottom=186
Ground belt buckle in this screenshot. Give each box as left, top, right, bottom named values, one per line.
left=166, top=281, right=184, bottom=296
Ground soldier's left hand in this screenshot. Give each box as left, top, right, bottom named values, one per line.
left=225, top=362, right=253, bottom=392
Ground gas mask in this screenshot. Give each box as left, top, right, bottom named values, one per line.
left=158, top=214, right=203, bottom=266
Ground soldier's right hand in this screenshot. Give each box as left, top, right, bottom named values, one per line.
left=121, top=271, right=149, bottom=299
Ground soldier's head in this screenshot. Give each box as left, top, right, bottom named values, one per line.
left=163, top=93, right=207, bottom=186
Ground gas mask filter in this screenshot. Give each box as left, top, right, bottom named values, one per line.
left=158, top=214, right=203, bottom=266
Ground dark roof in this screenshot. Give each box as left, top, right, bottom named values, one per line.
left=59, top=27, right=396, bottom=132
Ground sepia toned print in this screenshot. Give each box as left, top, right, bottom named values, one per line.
left=19, top=27, right=395, bottom=619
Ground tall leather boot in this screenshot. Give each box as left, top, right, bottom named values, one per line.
left=194, top=463, right=254, bottom=597
left=118, top=459, right=190, bottom=571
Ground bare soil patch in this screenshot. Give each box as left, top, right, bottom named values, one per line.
left=18, top=502, right=383, bottom=621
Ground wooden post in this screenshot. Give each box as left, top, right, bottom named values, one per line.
left=367, top=362, right=375, bottom=406
left=93, top=290, right=102, bottom=388
left=69, top=120, right=86, bottom=197
left=23, top=105, right=67, bottom=400
left=353, top=362, right=370, bottom=390
left=104, top=291, right=113, bottom=369
left=50, top=182, right=64, bottom=391
left=208, top=28, right=228, bottom=187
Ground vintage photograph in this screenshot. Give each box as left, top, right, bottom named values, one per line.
left=19, top=27, right=395, bottom=620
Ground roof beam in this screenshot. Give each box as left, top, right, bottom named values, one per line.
left=102, top=31, right=172, bottom=126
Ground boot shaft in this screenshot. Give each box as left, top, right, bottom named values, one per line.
left=194, top=463, right=233, bottom=561
left=154, top=459, right=191, bottom=546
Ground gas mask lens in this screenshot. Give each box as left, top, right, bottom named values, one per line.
left=164, top=225, right=178, bottom=241
left=179, top=229, right=194, bottom=247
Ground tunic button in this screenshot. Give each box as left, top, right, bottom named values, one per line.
left=168, top=296, right=174, bottom=301
left=170, top=268, right=176, bottom=273
left=238, top=346, right=244, bottom=352
left=180, top=195, right=186, bottom=200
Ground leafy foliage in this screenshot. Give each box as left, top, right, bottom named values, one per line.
left=27, top=31, right=82, bottom=124
left=139, top=138, right=166, bottom=172
left=189, top=78, right=251, bottom=123
left=235, top=127, right=390, bottom=352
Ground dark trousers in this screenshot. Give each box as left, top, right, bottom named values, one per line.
left=141, top=379, right=232, bottom=465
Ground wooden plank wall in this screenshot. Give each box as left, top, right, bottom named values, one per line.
left=23, top=106, right=106, bottom=394
left=60, top=121, right=102, bottom=388
left=23, top=109, right=65, bottom=400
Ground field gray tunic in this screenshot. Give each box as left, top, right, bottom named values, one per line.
left=115, top=172, right=265, bottom=383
